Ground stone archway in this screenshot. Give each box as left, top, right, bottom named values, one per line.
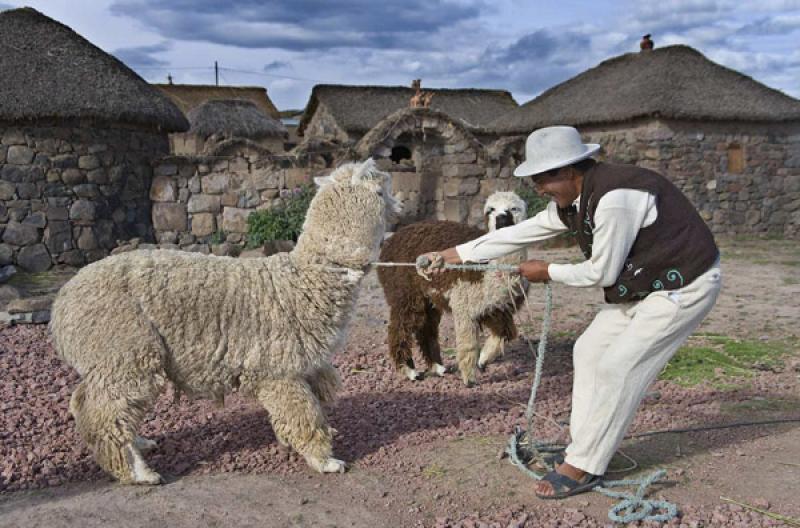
left=356, top=108, right=487, bottom=225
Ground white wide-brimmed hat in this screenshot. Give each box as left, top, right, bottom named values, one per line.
left=513, top=126, right=600, bottom=177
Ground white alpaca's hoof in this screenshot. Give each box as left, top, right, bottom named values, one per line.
left=132, top=468, right=164, bottom=485
left=427, top=363, right=447, bottom=377
left=308, top=456, right=347, bottom=474
left=126, top=445, right=163, bottom=485
left=401, top=365, right=423, bottom=381
left=134, top=436, right=158, bottom=452
left=321, top=457, right=347, bottom=473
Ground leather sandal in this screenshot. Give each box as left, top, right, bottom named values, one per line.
left=535, top=470, right=602, bottom=500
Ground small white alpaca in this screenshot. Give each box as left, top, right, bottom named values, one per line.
left=378, top=191, right=528, bottom=385
left=50, top=159, right=399, bottom=484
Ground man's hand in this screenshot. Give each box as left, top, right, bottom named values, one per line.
left=416, top=248, right=462, bottom=278
left=518, top=259, right=551, bottom=282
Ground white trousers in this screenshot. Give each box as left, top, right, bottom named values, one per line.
left=564, top=262, right=722, bottom=475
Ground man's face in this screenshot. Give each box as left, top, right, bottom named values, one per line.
left=530, top=167, right=581, bottom=208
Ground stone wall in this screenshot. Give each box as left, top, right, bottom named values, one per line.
left=356, top=108, right=522, bottom=228
left=577, top=119, right=800, bottom=238
left=149, top=153, right=326, bottom=253
left=0, top=121, right=168, bottom=271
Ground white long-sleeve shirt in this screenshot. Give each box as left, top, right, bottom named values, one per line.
left=456, top=189, right=658, bottom=288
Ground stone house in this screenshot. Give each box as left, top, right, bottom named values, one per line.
left=0, top=7, right=188, bottom=271
left=154, top=84, right=285, bottom=154
left=492, top=44, right=800, bottom=238
left=299, top=84, right=520, bottom=225
left=175, top=99, right=287, bottom=156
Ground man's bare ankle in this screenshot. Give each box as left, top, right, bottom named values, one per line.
left=556, top=462, right=587, bottom=480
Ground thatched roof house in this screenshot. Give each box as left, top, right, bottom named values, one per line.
left=0, top=7, right=188, bottom=131
left=493, top=45, right=800, bottom=134
left=0, top=7, right=190, bottom=270
left=154, top=84, right=280, bottom=120
left=298, top=84, right=517, bottom=140
left=187, top=99, right=286, bottom=140
left=491, top=43, right=800, bottom=239
left=170, top=99, right=287, bottom=156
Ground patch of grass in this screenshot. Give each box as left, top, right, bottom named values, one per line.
left=783, top=277, right=800, bottom=285
left=659, top=334, right=789, bottom=387
left=443, top=348, right=456, bottom=358
left=422, top=464, right=447, bottom=479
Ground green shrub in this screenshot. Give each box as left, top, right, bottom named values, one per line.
left=515, top=183, right=549, bottom=217
left=246, top=185, right=316, bottom=247
left=209, top=230, right=227, bottom=245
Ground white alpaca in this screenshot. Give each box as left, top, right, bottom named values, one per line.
left=477, top=191, right=529, bottom=370
left=378, top=191, right=529, bottom=385
left=50, top=159, right=399, bottom=484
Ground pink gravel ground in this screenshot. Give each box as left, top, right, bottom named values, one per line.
left=1, top=239, right=799, bottom=527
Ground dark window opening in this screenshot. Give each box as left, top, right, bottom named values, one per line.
left=391, top=145, right=412, bottom=163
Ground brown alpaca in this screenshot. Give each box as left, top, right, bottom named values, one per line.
left=377, top=192, right=528, bottom=385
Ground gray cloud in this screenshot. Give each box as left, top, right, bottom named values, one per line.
left=738, top=14, right=800, bottom=35
left=112, top=42, right=171, bottom=67
left=264, top=60, right=290, bottom=72
left=109, top=0, right=485, bottom=50
left=0, top=3, right=14, bottom=10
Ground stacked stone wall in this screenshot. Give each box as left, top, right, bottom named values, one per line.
left=0, top=122, right=167, bottom=271
left=576, top=119, right=800, bottom=238
left=149, top=154, right=330, bottom=254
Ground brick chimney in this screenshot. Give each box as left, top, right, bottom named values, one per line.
left=640, top=34, right=654, bottom=51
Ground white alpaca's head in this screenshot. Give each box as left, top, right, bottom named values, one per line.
left=484, top=191, right=527, bottom=231
left=297, top=159, right=401, bottom=267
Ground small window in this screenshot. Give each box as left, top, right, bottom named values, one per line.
left=391, top=145, right=412, bottom=163
left=727, top=144, right=744, bottom=174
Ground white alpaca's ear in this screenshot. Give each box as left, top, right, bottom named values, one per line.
left=350, top=158, right=385, bottom=185
left=314, top=176, right=333, bottom=188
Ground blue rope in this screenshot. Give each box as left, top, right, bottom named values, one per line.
left=596, top=470, right=678, bottom=523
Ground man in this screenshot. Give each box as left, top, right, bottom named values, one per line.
left=420, top=126, right=721, bottom=499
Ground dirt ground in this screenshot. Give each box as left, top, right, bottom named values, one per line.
left=1, top=237, right=799, bottom=528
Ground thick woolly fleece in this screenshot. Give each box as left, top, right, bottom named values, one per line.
left=50, top=159, right=397, bottom=484
left=378, top=217, right=528, bottom=385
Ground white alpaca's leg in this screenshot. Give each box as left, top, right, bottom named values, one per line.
left=307, top=363, right=342, bottom=404
left=258, top=378, right=346, bottom=474
left=478, top=334, right=505, bottom=370
left=452, top=312, right=480, bottom=387
left=70, top=363, right=165, bottom=485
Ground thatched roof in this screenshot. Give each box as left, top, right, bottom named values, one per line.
left=155, top=84, right=280, bottom=119
left=0, top=8, right=188, bottom=131
left=298, top=84, right=517, bottom=136
left=493, top=45, right=800, bottom=134
left=187, top=99, right=287, bottom=139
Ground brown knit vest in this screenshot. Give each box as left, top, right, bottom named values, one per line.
left=557, top=163, right=719, bottom=304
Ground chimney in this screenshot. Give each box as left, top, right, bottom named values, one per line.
left=640, top=34, right=654, bottom=51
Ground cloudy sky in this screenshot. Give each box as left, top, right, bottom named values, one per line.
left=3, top=1, right=799, bottom=111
